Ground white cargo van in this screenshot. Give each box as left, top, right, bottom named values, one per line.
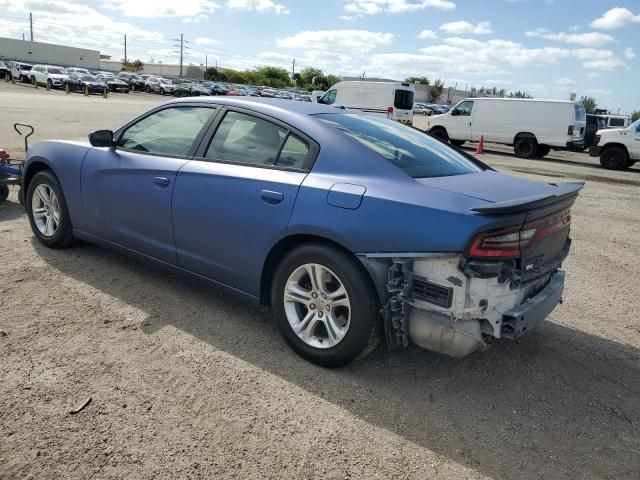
left=428, top=98, right=586, bottom=158
left=318, top=81, right=415, bottom=124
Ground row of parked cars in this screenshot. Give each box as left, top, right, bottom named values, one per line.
left=414, top=103, right=451, bottom=116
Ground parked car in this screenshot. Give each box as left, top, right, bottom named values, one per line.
left=65, top=67, right=90, bottom=76
left=174, top=81, right=210, bottom=97
left=117, top=72, right=146, bottom=91
left=97, top=75, right=130, bottom=93
left=584, top=114, right=607, bottom=149
left=0, top=60, right=10, bottom=79
left=21, top=97, right=583, bottom=367
left=428, top=98, right=586, bottom=157
left=10, top=62, right=33, bottom=83
left=589, top=119, right=640, bottom=170
left=62, top=73, right=107, bottom=95
left=144, top=76, right=163, bottom=93
left=318, top=81, right=415, bottom=124
left=414, top=103, right=433, bottom=116
left=30, top=65, right=68, bottom=89
left=201, top=81, right=228, bottom=95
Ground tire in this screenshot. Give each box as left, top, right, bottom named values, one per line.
left=450, top=139, right=465, bottom=147
left=514, top=136, right=538, bottom=159
left=600, top=146, right=628, bottom=170
left=31, top=76, right=36, bottom=85
left=536, top=145, right=551, bottom=157
left=160, top=88, right=165, bottom=96
left=26, top=170, right=74, bottom=249
left=422, top=111, right=427, bottom=116
left=430, top=127, right=449, bottom=142
left=47, top=79, right=53, bottom=89
left=270, top=243, right=380, bottom=368
left=626, top=159, right=636, bottom=168
left=146, top=86, right=151, bottom=93
left=0, top=185, right=9, bottom=202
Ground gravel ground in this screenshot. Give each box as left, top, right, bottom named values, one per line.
left=1, top=82, right=639, bottom=479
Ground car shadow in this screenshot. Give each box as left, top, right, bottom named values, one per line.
left=0, top=196, right=25, bottom=221
left=35, top=241, right=640, bottom=480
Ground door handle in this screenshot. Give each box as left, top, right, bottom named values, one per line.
left=154, top=176, right=170, bottom=188
left=261, top=189, right=283, bottom=204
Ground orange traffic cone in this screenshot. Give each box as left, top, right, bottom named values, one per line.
left=476, top=135, right=485, bottom=155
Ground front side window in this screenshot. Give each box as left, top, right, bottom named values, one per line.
left=48, top=68, right=64, bottom=75
left=454, top=101, right=474, bottom=116
left=394, top=90, right=414, bottom=110
left=317, top=113, right=483, bottom=178
left=319, top=89, right=337, bottom=105
left=118, top=107, right=214, bottom=157
left=205, top=111, right=287, bottom=166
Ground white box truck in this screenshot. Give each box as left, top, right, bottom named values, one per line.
left=317, top=81, right=415, bottom=124
left=428, top=98, right=586, bottom=158
left=589, top=119, right=640, bottom=170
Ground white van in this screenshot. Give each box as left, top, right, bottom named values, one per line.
left=318, top=81, right=415, bottom=124
left=428, top=97, right=586, bottom=158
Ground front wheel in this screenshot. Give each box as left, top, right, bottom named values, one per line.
left=271, top=244, right=380, bottom=367
left=430, top=128, right=449, bottom=142
left=26, top=170, right=74, bottom=248
left=600, top=146, right=628, bottom=170
left=160, top=88, right=165, bottom=95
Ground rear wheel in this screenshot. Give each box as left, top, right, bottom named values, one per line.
left=514, top=136, right=538, bottom=159
left=450, top=139, right=465, bottom=147
left=26, top=170, right=74, bottom=248
left=47, top=79, right=53, bottom=89
left=271, top=244, right=380, bottom=368
left=536, top=145, right=551, bottom=157
left=600, top=146, right=628, bottom=170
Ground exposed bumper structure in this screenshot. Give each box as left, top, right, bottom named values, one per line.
left=589, top=145, right=602, bottom=157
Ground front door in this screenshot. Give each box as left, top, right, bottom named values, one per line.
left=632, top=121, right=640, bottom=159
left=81, top=105, right=217, bottom=263
left=448, top=100, right=474, bottom=141
left=172, top=109, right=315, bottom=296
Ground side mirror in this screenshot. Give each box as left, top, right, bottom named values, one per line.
left=89, top=130, right=114, bottom=148
left=450, top=109, right=459, bottom=116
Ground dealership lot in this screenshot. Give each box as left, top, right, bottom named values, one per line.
left=1, top=83, right=639, bottom=479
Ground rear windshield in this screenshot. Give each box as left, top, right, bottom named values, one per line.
left=21, top=65, right=32, bottom=71
left=394, top=90, right=414, bottom=110
left=316, top=114, right=482, bottom=178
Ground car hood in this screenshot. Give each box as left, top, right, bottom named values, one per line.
left=415, top=170, right=557, bottom=204
left=596, top=127, right=627, bottom=136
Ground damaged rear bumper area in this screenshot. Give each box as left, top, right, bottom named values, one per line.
left=360, top=247, right=568, bottom=357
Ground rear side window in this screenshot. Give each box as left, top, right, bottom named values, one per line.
left=574, top=103, right=586, bottom=121
left=394, top=90, right=414, bottom=110
left=278, top=134, right=310, bottom=168
left=206, top=111, right=287, bottom=166
left=119, top=107, right=214, bottom=156
left=609, top=117, right=625, bottom=127
left=317, top=113, right=482, bottom=178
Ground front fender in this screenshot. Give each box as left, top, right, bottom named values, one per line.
left=24, top=140, right=91, bottom=230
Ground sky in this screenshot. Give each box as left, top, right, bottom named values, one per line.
left=0, top=0, right=638, bottom=112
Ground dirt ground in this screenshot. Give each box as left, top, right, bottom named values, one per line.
left=1, top=82, right=639, bottom=479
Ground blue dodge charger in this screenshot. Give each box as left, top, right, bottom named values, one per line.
left=22, top=97, right=582, bottom=367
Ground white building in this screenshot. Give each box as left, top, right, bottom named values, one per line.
left=0, top=37, right=100, bottom=68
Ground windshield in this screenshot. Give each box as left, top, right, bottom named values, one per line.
left=316, top=114, right=483, bottom=178
left=80, top=75, right=96, bottom=81
left=48, top=68, right=65, bottom=75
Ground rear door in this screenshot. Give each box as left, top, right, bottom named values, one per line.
left=172, top=108, right=317, bottom=296
left=448, top=100, right=474, bottom=141
left=393, top=88, right=414, bottom=123
left=81, top=104, right=217, bottom=264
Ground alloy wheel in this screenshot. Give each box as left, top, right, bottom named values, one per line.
left=31, top=184, right=60, bottom=237
left=283, top=263, right=351, bottom=349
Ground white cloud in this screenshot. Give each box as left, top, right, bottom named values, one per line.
left=226, top=0, right=289, bottom=14
left=525, top=29, right=615, bottom=47
left=590, top=7, right=640, bottom=30
left=102, top=0, right=220, bottom=17
left=624, top=47, right=636, bottom=59
left=276, top=30, right=394, bottom=53
left=584, top=88, right=612, bottom=96
left=555, top=77, right=575, bottom=86
left=417, top=29, right=438, bottom=39
left=439, top=20, right=492, bottom=35
left=344, top=0, right=455, bottom=15
left=194, top=37, right=221, bottom=46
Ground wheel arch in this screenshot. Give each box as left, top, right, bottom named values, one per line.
left=513, top=131, right=538, bottom=144
left=601, top=142, right=629, bottom=158
left=260, top=234, right=383, bottom=308
left=22, top=158, right=57, bottom=204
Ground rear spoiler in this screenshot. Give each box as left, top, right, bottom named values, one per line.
left=471, top=181, right=584, bottom=214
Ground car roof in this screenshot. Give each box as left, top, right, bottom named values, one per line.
left=166, top=96, right=350, bottom=117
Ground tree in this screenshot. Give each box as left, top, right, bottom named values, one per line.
left=121, top=59, right=143, bottom=72
left=508, top=90, right=533, bottom=99
left=205, top=67, right=227, bottom=82
left=580, top=96, right=598, bottom=114
left=430, top=78, right=444, bottom=102
left=631, top=110, right=640, bottom=122
left=405, top=76, right=430, bottom=85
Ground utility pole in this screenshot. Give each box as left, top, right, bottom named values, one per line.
left=124, top=34, right=127, bottom=66
left=205, top=54, right=208, bottom=70
left=172, top=34, right=189, bottom=77
left=29, top=12, right=33, bottom=42
left=291, top=58, right=295, bottom=85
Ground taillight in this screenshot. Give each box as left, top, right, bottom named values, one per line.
left=467, top=209, right=571, bottom=259
left=567, top=125, right=574, bottom=135
left=387, top=106, right=393, bottom=118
